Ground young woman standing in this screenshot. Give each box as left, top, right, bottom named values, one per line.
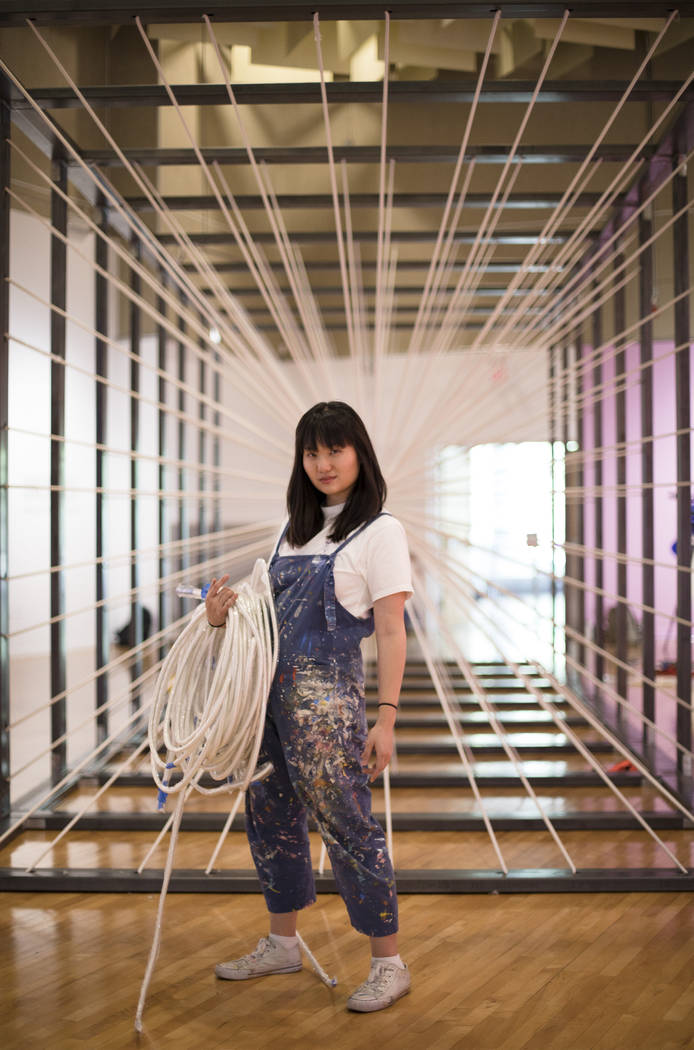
left=205, top=401, right=412, bottom=1012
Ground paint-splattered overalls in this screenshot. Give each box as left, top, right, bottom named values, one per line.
left=245, top=515, right=398, bottom=937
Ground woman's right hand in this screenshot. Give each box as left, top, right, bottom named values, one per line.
left=205, top=575, right=238, bottom=627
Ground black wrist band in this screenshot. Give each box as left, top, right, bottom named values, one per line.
left=207, top=620, right=225, bottom=628
left=377, top=702, right=398, bottom=710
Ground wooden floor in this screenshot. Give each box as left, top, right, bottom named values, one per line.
left=3, top=888, right=694, bottom=1050
left=5, top=657, right=694, bottom=1046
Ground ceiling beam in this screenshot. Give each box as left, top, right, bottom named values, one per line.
left=158, top=229, right=572, bottom=245
left=2, top=2, right=692, bottom=26
left=16, top=80, right=692, bottom=109
left=203, top=284, right=555, bottom=298
left=184, top=259, right=559, bottom=273
left=123, top=190, right=615, bottom=213
left=82, top=143, right=652, bottom=168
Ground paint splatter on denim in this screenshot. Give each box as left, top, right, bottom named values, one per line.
left=245, top=516, right=398, bottom=937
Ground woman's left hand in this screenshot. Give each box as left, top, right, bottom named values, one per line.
left=361, top=720, right=395, bottom=782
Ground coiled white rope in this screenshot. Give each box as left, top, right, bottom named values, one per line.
left=136, top=559, right=336, bottom=1032
left=136, top=559, right=277, bottom=1031
left=148, top=559, right=278, bottom=799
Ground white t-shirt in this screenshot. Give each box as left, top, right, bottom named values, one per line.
left=275, top=504, right=413, bottom=619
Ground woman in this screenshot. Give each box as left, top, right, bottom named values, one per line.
left=205, top=401, right=412, bottom=1013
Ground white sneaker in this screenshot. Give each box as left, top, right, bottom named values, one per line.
left=215, top=936, right=302, bottom=981
left=346, top=960, right=411, bottom=1012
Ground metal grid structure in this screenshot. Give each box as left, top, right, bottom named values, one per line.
left=0, top=1, right=693, bottom=893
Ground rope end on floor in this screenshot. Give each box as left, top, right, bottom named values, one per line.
left=296, top=931, right=338, bottom=988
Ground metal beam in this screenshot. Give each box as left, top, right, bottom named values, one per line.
left=185, top=259, right=558, bottom=275
left=207, top=285, right=557, bottom=301
left=95, top=200, right=109, bottom=744
left=129, top=237, right=143, bottom=713
left=157, top=270, right=168, bottom=662
left=197, top=312, right=206, bottom=544
left=82, top=143, right=653, bottom=169
left=157, top=230, right=571, bottom=247
left=124, top=191, right=615, bottom=214
left=673, top=143, right=692, bottom=780
left=591, top=284, right=605, bottom=697
left=92, top=767, right=637, bottom=789
left=639, top=184, right=655, bottom=755
left=50, top=152, right=67, bottom=786
left=3, top=866, right=692, bottom=895
left=0, top=87, right=10, bottom=824
left=16, top=80, right=693, bottom=108
left=16, top=807, right=679, bottom=834
left=176, top=293, right=188, bottom=623
left=614, top=249, right=628, bottom=723
left=3, top=1, right=694, bottom=25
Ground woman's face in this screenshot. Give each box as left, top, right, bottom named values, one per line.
left=303, top=441, right=360, bottom=506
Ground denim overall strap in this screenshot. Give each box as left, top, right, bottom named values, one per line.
left=323, top=512, right=386, bottom=630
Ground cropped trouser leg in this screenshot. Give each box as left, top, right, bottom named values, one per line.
left=246, top=684, right=398, bottom=937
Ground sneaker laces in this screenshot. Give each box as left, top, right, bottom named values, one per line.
left=362, top=961, right=397, bottom=995
left=250, top=937, right=274, bottom=961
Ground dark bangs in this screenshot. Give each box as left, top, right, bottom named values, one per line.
left=298, top=410, right=353, bottom=455
left=286, top=401, right=387, bottom=547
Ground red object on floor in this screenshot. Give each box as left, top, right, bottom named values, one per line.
left=607, top=759, right=638, bottom=773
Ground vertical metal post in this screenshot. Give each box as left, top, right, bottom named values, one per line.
left=592, top=286, right=605, bottom=695
left=177, top=294, right=188, bottom=620
left=213, top=350, right=221, bottom=547
left=639, top=188, right=655, bottom=753
left=0, top=86, right=11, bottom=822
left=157, top=270, right=167, bottom=660
left=198, top=316, right=206, bottom=550
left=673, top=147, right=692, bottom=775
left=548, top=345, right=557, bottom=667
left=94, top=200, right=109, bottom=743
left=50, top=153, right=67, bottom=784
left=574, top=325, right=586, bottom=672
left=560, top=338, right=572, bottom=669
left=614, top=250, right=628, bottom=725
left=129, top=238, right=143, bottom=712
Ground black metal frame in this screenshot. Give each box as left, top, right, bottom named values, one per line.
left=49, top=152, right=67, bottom=785
left=4, top=1, right=694, bottom=24
left=129, top=237, right=143, bottom=710
left=157, top=269, right=168, bottom=660
left=591, top=284, right=605, bottom=697
left=176, top=294, right=188, bottom=621
left=15, top=80, right=694, bottom=108
left=0, top=7, right=692, bottom=888
left=0, top=84, right=10, bottom=824
left=613, top=248, right=628, bottom=725
left=2, top=867, right=693, bottom=895
left=95, top=199, right=109, bottom=744
left=197, top=314, right=206, bottom=546
left=8, top=806, right=682, bottom=834
left=125, top=190, right=618, bottom=214
left=672, top=136, right=692, bottom=780
left=574, top=323, right=586, bottom=673
left=638, top=184, right=655, bottom=756
left=85, top=143, right=655, bottom=168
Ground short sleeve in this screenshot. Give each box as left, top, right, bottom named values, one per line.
left=364, top=516, right=413, bottom=604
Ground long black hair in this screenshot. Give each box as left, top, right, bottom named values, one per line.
left=286, top=401, right=387, bottom=547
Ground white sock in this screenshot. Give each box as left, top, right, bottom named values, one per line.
left=269, top=932, right=298, bottom=949
left=373, top=953, right=405, bottom=969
